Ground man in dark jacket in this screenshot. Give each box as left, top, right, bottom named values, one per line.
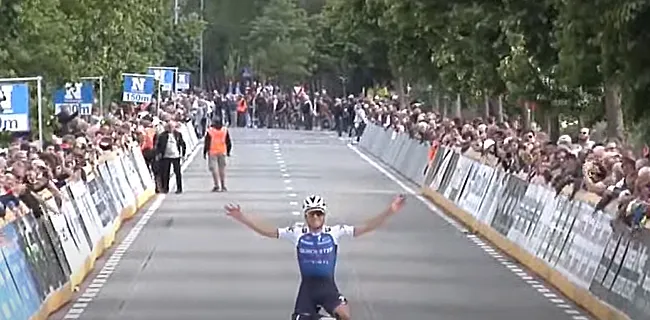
left=155, top=121, right=187, bottom=194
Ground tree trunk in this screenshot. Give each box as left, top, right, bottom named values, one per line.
left=604, top=78, right=625, bottom=143
left=523, top=101, right=531, bottom=131
left=433, top=92, right=440, bottom=113
left=483, top=94, right=490, bottom=119
left=396, top=76, right=407, bottom=108
left=550, top=113, right=560, bottom=142
left=442, top=95, right=448, bottom=118
left=454, top=93, right=462, bottom=118
left=497, top=95, right=504, bottom=123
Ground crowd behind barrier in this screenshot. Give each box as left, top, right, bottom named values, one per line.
left=358, top=123, right=649, bottom=320
left=0, top=121, right=199, bottom=320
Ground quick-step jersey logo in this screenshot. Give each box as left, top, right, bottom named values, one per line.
left=296, top=232, right=337, bottom=277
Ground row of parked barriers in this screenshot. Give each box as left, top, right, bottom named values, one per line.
left=358, top=123, right=649, bottom=320
left=0, top=122, right=199, bottom=320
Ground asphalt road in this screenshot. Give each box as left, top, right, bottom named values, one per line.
left=52, top=128, right=591, bottom=320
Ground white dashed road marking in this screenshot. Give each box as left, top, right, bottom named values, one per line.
left=465, top=233, right=590, bottom=318
left=349, top=145, right=591, bottom=320
left=273, top=142, right=300, bottom=217
left=348, top=145, right=466, bottom=231
left=61, top=146, right=201, bottom=319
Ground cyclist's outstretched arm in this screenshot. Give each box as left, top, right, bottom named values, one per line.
left=224, top=204, right=278, bottom=238
left=353, top=195, right=405, bottom=238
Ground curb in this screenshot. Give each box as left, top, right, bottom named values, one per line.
left=421, top=187, right=631, bottom=320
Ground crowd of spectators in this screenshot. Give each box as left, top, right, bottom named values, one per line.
left=359, top=96, right=650, bottom=230
left=0, top=91, right=208, bottom=229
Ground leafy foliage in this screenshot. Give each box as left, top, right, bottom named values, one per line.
left=7, top=0, right=650, bottom=143
left=304, top=0, right=650, bottom=141
left=244, top=0, right=313, bottom=85
left=162, top=13, right=208, bottom=75
left=0, top=0, right=206, bottom=140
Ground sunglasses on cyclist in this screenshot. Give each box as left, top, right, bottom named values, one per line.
left=305, top=210, right=325, bottom=217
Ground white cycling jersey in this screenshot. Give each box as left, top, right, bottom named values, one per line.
left=278, top=224, right=354, bottom=278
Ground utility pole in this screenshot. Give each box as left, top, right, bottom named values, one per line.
left=199, top=0, right=204, bottom=89
left=174, top=0, right=179, bottom=25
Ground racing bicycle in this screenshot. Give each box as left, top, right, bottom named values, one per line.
left=292, top=305, right=338, bottom=319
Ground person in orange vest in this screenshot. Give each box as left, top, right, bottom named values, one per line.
left=236, top=95, right=248, bottom=127
left=140, top=120, right=158, bottom=174
left=424, top=140, right=440, bottom=175
left=428, top=140, right=439, bottom=162
left=204, top=119, right=232, bottom=192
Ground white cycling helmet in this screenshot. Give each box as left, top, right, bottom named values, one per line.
left=302, top=195, right=327, bottom=214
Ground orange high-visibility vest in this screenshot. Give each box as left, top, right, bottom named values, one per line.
left=428, top=141, right=439, bottom=162
left=207, top=127, right=227, bottom=155
left=141, top=127, right=156, bottom=150
left=237, top=99, right=247, bottom=113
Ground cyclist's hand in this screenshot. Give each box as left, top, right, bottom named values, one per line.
left=389, top=194, right=406, bottom=213
left=224, top=203, right=243, bottom=218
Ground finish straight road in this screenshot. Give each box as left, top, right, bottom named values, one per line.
left=53, top=128, right=590, bottom=320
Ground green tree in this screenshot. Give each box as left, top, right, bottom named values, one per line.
left=0, top=0, right=75, bottom=82
left=200, top=0, right=266, bottom=86
left=0, top=0, right=206, bottom=142
left=316, top=0, right=394, bottom=92
left=162, top=13, right=207, bottom=75
left=244, top=0, right=314, bottom=85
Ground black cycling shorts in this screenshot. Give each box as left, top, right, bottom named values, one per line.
left=294, top=277, right=346, bottom=316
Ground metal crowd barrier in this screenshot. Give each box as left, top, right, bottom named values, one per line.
left=358, top=123, right=649, bottom=320
left=358, top=124, right=431, bottom=186
left=0, top=121, right=199, bottom=320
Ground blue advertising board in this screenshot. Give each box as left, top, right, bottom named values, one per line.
left=148, top=67, right=175, bottom=91
left=0, top=83, right=31, bottom=132
left=242, top=67, right=252, bottom=78
left=176, top=72, right=191, bottom=91
left=0, top=249, right=26, bottom=320
left=53, top=82, right=94, bottom=115
left=122, top=74, right=155, bottom=103
left=1, top=224, right=42, bottom=320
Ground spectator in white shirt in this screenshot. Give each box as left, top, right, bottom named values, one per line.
left=155, top=122, right=187, bottom=194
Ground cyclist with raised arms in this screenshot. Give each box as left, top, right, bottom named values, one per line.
left=224, top=194, right=406, bottom=320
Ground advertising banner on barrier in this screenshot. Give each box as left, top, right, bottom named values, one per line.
left=591, top=227, right=650, bottom=319
left=442, top=156, right=474, bottom=203
left=437, top=152, right=460, bottom=195
left=1, top=222, right=42, bottom=316
left=429, top=147, right=454, bottom=191
left=0, top=248, right=29, bottom=320
left=490, top=176, right=528, bottom=235
left=356, top=123, right=650, bottom=320
left=475, top=168, right=507, bottom=224
left=506, top=184, right=546, bottom=249
left=423, top=145, right=444, bottom=186
left=48, top=203, right=85, bottom=275
left=0, top=121, right=199, bottom=320
left=551, top=201, right=611, bottom=289
left=68, top=181, right=103, bottom=246
left=457, top=163, right=495, bottom=215
left=533, top=195, right=577, bottom=266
